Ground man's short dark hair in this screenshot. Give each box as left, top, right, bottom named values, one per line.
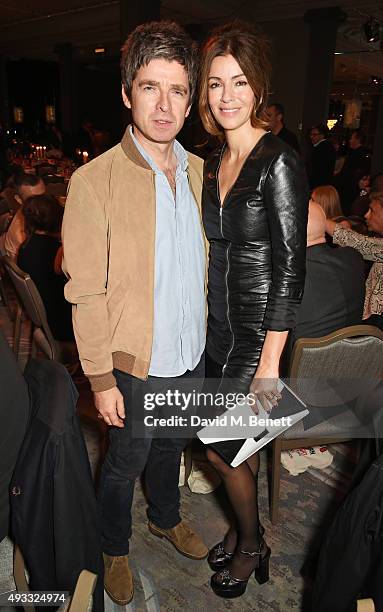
left=371, top=173, right=383, bottom=192
left=269, top=102, right=284, bottom=117
left=23, top=194, right=63, bottom=238
left=14, top=172, right=44, bottom=192
left=311, top=123, right=329, bottom=139
left=121, top=20, right=198, bottom=102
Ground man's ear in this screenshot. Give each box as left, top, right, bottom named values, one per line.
left=121, top=84, right=131, bottom=109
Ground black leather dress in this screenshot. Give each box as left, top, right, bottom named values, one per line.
left=203, top=132, right=309, bottom=393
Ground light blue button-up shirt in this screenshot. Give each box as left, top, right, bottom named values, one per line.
left=130, top=127, right=206, bottom=377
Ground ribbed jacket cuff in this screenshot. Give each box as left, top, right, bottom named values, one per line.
left=87, top=371, right=116, bottom=392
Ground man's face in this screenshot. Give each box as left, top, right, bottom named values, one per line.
left=18, top=180, right=45, bottom=203
left=265, top=105, right=281, bottom=131
left=349, top=132, right=361, bottom=149
left=365, top=199, right=383, bottom=234
left=122, top=58, right=191, bottom=146
left=310, top=129, right=323, bottom=145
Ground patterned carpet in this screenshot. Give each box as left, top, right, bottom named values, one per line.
left=0, top=281, right=356, bottom=612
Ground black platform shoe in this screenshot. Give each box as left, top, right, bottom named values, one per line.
left=210, top=546, right=271, bottom=599
left=208, top=524, right=265, bottom=572
left=207, top=541, right=234, bottom=571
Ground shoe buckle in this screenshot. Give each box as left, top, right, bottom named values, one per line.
left=239, top=549, right=261, bottom=557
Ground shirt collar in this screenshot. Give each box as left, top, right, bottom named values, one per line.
left=314, top=138, right=325, bottom=147
left=129, top=125, right=188, bottom=174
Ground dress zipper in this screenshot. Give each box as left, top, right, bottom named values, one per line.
left=216, top=153, right=234, bottom=375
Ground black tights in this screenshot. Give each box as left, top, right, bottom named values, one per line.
left=206, top=447, right=263, bottom=579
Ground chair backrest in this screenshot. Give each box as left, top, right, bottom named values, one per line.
left=3, top=255, right=58, bottom=360
left=290, top=325, right=383, bottom=380
left=289, top=325, right=383, bottom=417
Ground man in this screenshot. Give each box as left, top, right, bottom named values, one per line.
left=307, top=124, right=336, bottom=189
left=62, top=21, right=207, bottom=606
left=3, top=173, right=45, bottom=258
left=289, top=201, right=365, bottom=348
left=336, top=130, right=371, bottom=214
left=266, top=102, right=300, bottom=153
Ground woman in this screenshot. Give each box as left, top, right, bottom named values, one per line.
left=326, top=191, right=383, bottom=330
left=199, top=23, right=309, bottom=598
left=311, top=185, right=354, bottom=235
left=311, top=184, right=344, bottom=219
left=17, top=194, right=74, bottom=342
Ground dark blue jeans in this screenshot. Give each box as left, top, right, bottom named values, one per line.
left=98, top=355, right=205, bottom=555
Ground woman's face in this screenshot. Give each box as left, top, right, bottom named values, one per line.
left=207, top=54, right=255, bottom=133
left=365, top=200, right=383, bottom=234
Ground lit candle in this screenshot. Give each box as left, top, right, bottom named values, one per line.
left=43, top=146, right=46, bottom=158
left=82, top=151, right=89, bottom=164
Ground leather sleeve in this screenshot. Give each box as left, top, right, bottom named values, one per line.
left=262, top=150, right=309, bottom=331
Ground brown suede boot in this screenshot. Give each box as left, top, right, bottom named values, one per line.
left=148, top=520, right=208, bottom=559
left=103, top=554, right=134, bottom=605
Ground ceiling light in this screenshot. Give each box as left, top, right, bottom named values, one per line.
left=327, top=119, right=338, bottom=130
left=364, top=18, right=380, bottom=43
left=370, top=75, right=382, bottom=86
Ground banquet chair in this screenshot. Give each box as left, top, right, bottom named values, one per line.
left=0, top=251, right=12, bottom=313
left=12, top=544, right=97, bottom=612
left=2, top=255, right=61, bottom=361
left=0, top=252, right=24, bottom=357
left=270, top=325, right=383, bottom=524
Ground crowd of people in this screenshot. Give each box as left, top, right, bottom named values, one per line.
left=0, top=17, right=382, bottom=610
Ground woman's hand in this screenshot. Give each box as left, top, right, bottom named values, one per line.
left=338, top=219, right=351, bottom=229
left=249, top=364, right=281, bottom=414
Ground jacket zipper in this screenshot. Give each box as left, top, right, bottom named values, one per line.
left=216, top=157, right=234, bottom=375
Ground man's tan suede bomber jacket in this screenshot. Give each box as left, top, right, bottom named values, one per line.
left=62, top=127, right=205, bottom=393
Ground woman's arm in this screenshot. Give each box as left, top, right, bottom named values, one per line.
left=250, top=150, right=309, bottom=407
left=262, top=150, right=309, bottom=332
left=326, top=221, right=383, bottom=262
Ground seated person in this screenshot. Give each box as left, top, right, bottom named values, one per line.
left=311, top=184, right=369, bottom=238
left=3, top=173, right=45, bottom=258
left=311, top=184, right=346, bottom=221
left=326, top=191, right=383, bottom=331
left=350, top=172, right=383, bottom=220
left=288, top=201, right=365, bottom=352
left=17, top=194, right=74, bottom=342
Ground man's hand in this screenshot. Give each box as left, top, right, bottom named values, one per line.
left=94, top=387, right=125, bottom=427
